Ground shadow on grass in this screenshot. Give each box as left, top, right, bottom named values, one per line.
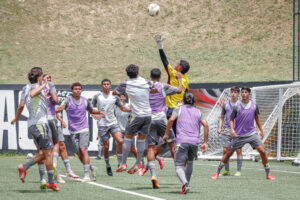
left=162, top=190, right=201, bottom=194
left=14, top=190, right=47, bottom=193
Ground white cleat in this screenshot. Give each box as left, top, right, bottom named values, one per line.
left=56, top=174, right=66, bottom=184
left=82, top=176, right=91, bottom=182
left=91, top=166, right=97, bottom=181
left=67, top=171, right=79, bottom=179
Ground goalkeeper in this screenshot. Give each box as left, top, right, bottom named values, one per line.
left=154, top=35, right=190, bottom=135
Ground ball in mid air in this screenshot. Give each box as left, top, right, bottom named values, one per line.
left=148, top=3, right=160, bottom=16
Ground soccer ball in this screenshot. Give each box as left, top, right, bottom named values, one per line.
left=26, top=153, right=34, bottom=159
left=148, top=3, right=160, bottom=16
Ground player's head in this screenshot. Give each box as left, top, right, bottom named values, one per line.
left=183, top=91, right=195, bottom=105
left=230, top=86, right=240, bottom=100
left=28, top=67, right=43, bottom=84
left=175, top=60, right=190, bottom=74
left=150, top=68, right=161, bottom=81
left=126, top=64, right=139, bottom=78
left=43, top=74, right=52, bottom=82
left=71, top=82, right=82, bottom=97
left=119, top=93, right=127, bottom=102
left=241, top=87, right=251, bottom=100
left=101, top=79, right=111, bottom=92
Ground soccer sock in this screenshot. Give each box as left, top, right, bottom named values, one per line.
left=53, top=152, right=59, bottom=167
left=47, top=170, right=55, bottom=184
left=237, top=156, right=243, bottom=172
left=156, top=156, right=161, bottom=161
left=63, top=159, right=72, bottom=173
left=137, top=139, right=146, bottom=165
left=185, top=161, right=193, bottom=182
left=38, top=164, right=45, bottom=181
left=121, top=138, right=132, bottom=165
left=225, top=162, right=230, bottom=171
left=117, top=154, right=122, bottom=167
left=23, top=159, right=35, bottom=170
left=84, top=164, right=90, bottom=178
left=217, top=162, right=225, bottom=173
left=105, top=158, right=111, bottom=168
left=264, top=163, right=270, bottom=175
left=175, top=166, right=188, bottom=185
left=148, top=161, right=156, bottom=177
left=98, top=142, right=103, bottom=157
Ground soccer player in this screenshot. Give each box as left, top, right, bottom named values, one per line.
left=11, top=85, right=47, bottom=185
left=43, top=74, right=79, bottom=183
left=211, top=87, right=275, bottom=180
left=138, top=68, right=182, bottom=189
left=217, top=86, right=243, bottom=176
left=114, top=64, right=157, bottom=174
left=162, top=92, right=209, bottom=194
left=17, top=67, right=59, bottom=191
left=56, top=82, right=105, bottom=182
left=154, top=34, right=190, bottom=135
left=114, top=93, right=137, bottom=164
left=92, top=79, right=131, bottom=176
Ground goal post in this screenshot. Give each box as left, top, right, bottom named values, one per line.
left=198, top=82, right=300, bottom=161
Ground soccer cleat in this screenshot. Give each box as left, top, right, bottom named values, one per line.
left=151, top=176, right=160, bottom=189
left=106, top=166, right=113, bottom=176
left=116, top=164, right=127, bottom=172
left=56, top=174, right=65, bottom=183
left=18, top=164, right=27, bottom=183
left=91, top=166, right=97, bottom=181
left=82, top=176, right=91, bottom=182
left=46, top=183, right=59, bottom=191
left=266, top=174, right=275, bottom=180
left=180, top=183, right=191, bottom=194
left=96, top=155, right=102, bottom=160
left=222, top=170, right=230, bottom=176
left=67, top=171, right=79, bottom=179
left=211, top=172, right=219, bottom=180
left=40, top=179, right=47, bottom=190
left=234, top=171, right=241, bottom=176
left=138, top=167, right=148, bottom=176
left=127, top=165, right=139, bottom=174
left=158, top=157, right=165, bottom=170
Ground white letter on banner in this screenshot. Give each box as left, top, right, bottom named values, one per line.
left=0, top=90, right=17, bottom=150
left=17, top=91, right=36, bottom=150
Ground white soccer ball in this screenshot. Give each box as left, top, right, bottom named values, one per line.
left=26, top=153, right=34, bottom=159
left=148, top=3, right=160, bottom=16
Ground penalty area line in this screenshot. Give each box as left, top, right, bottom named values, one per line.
left=60, top=175, right=165, bottom=200
left=195, top=163, right=300, bottom=175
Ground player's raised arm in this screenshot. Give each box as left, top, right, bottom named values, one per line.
left=30, top=75, right=48, bottom=98
left=154, top=35, right=169, bottom=69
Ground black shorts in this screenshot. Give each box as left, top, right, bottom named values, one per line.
left=174, top=143, right=198, bottom=166
left=125, top=116, right=152, bottom=136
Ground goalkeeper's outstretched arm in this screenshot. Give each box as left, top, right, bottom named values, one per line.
left=154, top=35, right=169, bottom=69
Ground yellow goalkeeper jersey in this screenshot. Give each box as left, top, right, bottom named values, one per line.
left=165, top=64, right=189, bottom=108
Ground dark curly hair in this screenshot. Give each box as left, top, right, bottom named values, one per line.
left=183, top=92, right=195, bottom=105
left=28, top=67, right=43, bottom=83
left=126, top=64, right=139, bottom=78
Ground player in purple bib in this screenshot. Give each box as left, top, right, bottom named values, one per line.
left=56, top=82, right=105, bottom=182
left=163, top=92, right=209, bottom=194
left=217, top=86, right=243, bottom=176
left=212, top=87, right=275, bottom=180
left=138, top=68, right=182, bottom=188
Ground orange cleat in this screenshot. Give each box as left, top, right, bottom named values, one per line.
left=211, top=172, right=219, bottom=180
left=18, top=164, right=27, bottom=183
left=46, top=183, right=59, bottom=191
left=266, top=174, right=275, bottom=180
left=116, top=164, right=127, bottom=172
left=151, top=176, right=160, bottom=189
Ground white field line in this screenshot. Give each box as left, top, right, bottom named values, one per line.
left=60, top=175, right=165, bottom=200
left=195, top=163, right=300, bottom=175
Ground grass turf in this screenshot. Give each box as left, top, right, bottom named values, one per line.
left=1, top=156, right=300, bottom=200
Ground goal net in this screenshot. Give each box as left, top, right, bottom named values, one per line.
left=198, top=82, right=300, bottom=160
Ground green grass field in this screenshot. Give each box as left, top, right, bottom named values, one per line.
left=1, top=156, right=300, bottom=200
